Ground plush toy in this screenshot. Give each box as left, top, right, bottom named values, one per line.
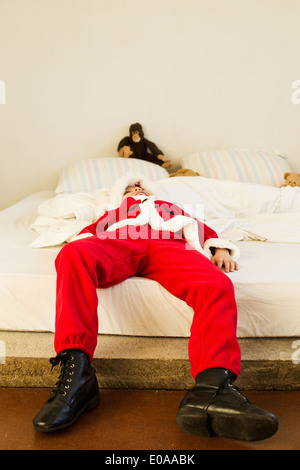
left=280, top=172, right=300, bottom=187
left=117, top=123, right=172, bottom=168
left=169, top=168, right=200, bottom=178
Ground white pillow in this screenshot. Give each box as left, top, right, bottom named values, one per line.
left=55, top=157, right=169, bottom=194
left=180, top=149, right=290, bottom=187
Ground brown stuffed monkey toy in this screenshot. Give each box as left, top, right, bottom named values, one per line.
left=117, top=123, right=172, bottom=168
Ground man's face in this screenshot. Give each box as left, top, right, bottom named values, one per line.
left=123, top=182, right=151, bottom=199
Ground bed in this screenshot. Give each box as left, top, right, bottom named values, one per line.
left=1, top=151, right=300, bottom=343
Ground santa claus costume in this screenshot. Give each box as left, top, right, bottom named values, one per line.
left=33, top=173, right=278, bottom=441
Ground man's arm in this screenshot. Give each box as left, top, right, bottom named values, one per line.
left=160, top=201, right=239, bottom=271
left=78, top=197, right=141, bottom=237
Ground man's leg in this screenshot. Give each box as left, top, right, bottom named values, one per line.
left=141, top=238, right=278, bottom=441
left=142, top=238, right=241, bottom=378
left=33, top=234, right=148, bottom=433
left=54, top=235, right=148, bottom=362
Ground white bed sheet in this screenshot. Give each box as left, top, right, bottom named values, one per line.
left=1, top=190, right=300, bottom=338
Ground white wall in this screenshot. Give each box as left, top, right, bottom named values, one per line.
left=1, top=0, right=300, bottom=210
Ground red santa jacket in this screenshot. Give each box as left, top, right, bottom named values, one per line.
left=76, top=196, right=239, bottom=260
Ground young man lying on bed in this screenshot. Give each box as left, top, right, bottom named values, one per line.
left=33, top=173, right=278, bottom=442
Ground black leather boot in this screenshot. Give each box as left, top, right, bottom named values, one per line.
left=33, top=349, right=100, bottom=433
left=176, top=368, right=278, bottom=441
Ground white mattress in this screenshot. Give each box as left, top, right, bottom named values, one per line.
left=1, top=191, right=300, bottom=338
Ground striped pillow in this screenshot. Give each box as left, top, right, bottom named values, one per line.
left=55, top=157, right=169, bottom=194
left=180, top=150, right=290, bottom=186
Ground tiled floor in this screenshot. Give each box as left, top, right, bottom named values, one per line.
left=0, top=388, right=299, bottom=450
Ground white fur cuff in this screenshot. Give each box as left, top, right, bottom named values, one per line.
left=203, top=238, right=240, bottom=260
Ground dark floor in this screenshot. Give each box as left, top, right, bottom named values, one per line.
left=0, top=388, right=299, bottom=450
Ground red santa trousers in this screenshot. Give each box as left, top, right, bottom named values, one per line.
left=54, top=227, right=241, bottom=379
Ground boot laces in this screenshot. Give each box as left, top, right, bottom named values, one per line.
left=204, top=374, right=249, bottom=410
left=224, top=380, right=249, bottom=403
left=49, top=351, right=75, bottom=398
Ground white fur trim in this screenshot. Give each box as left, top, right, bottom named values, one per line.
left=106, top=196, right=211, bottom=258
left=68, top=232, right=93, bottom=243
left=203, top=238, right=240, bottom=260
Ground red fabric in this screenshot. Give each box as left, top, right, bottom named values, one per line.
left=54, top=223, right=241, bottom=379
left=79, top=197, right=218, bottom=246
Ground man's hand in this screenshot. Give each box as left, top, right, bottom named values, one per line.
left=211, top=248, right=238, bottom=273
